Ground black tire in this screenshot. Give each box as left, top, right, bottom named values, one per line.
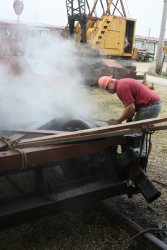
left=62, top=119, right=97, bottom=131
left=61, top=119, right=97, bottom=180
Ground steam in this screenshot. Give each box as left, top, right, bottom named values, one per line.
left=0, top=30, right=97, bottom=131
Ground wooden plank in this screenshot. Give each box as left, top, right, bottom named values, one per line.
left=17, top=128, right=141, bottom=147
left=12, top=117, right=167, bottom=148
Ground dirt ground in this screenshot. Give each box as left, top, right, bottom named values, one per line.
left=133, top=61, right=167, bottom=76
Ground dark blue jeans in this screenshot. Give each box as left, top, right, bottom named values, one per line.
left=133, top=101, right=162, bottom=156
left=133, top=101, right=162, bottom=121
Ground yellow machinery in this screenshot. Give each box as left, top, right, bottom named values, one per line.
left=65, top=0, right=137, bottom=83
left=66, top=0, right=136, bottom=58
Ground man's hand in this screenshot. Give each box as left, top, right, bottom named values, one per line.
left=107, top=118, right=120, bottom=125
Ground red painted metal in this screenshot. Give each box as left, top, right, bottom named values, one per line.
left=0, top=136, right=126, bottom=173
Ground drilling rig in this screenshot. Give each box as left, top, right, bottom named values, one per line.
left=65, top=0, right=137, bottom=85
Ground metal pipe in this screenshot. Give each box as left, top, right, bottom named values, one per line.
left=90, top=0, right=98, bottom=16
left=120, top=0, right=126, bottom=17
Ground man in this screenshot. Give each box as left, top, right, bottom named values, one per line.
left=98, top=76, right=162, bottom=124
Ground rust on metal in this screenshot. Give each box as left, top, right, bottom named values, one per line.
left=0, top=136, right=126, bottom=173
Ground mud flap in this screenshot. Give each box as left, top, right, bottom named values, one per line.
left=134, top=169, right=161, bottom=203
left=116, top=148, right=161, bottom=203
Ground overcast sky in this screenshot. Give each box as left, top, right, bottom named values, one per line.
left=0, top=0, right=165, bottom=38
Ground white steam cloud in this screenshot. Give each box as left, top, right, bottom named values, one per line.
left=0, top=30, right=97, bottom=131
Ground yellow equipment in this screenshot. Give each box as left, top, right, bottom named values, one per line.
left=66, top=0, right=136, bottom=58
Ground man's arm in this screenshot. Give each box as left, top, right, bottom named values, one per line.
left=116, top=103, right=135, bottom=123
left=107, top=103, right=136, bottom=125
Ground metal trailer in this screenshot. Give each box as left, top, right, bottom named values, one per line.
left=0, top=116, right=166, bottom=230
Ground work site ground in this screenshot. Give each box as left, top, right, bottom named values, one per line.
left=135, top=61, right=167, bottom=87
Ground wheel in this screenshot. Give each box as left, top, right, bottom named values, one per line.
left=61, top=119, right=98, bottom=180
left=62, top=119, right=97, bottom=131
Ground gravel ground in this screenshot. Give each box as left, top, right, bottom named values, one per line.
left=0, top=62, right=167, bottom=249
left=0, top=211, right=133, bottom=250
